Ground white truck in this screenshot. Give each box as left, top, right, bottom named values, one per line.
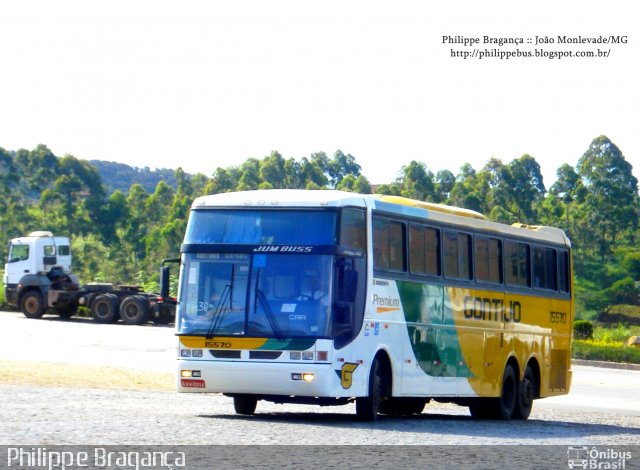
left=3, top=231, right=176, bottom=325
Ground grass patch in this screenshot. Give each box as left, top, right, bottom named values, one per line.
left=573, top=341, right=640, bottom=364
left=572, top=324, right=640, bottom=364
left=0, top=360, right=174, bottom=391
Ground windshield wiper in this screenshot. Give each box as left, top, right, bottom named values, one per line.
left=253, top=268, right=284, bottom=338
left=206, top=284, right=232, bottom=339
left=255, top=288, right=284, bottom=339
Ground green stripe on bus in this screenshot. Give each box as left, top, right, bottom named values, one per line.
left=397, top=281, right=473, bottom=378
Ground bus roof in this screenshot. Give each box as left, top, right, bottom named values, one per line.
left=191, top=190, right=570, bottom=247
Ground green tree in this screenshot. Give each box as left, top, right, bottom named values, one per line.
left=577, top=135, right=639, bottom=260
left=399, top=161, right=436, bottom=201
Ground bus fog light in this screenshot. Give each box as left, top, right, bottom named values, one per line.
left=181, top=370, right=192, bottom=378
left=302, top=352, right=314, bottom=361
left=291, top=373, right=302, bottom=381
left=302, top=373, right=315, bottom=382
left=192, top=370, right=202, bottom=377
left=180, top=350, right=191, bottom=358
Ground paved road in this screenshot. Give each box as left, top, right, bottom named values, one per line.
left=0, top=310, right=639, bottom=449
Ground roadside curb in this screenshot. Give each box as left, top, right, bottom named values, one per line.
left=572, top=359, right=640, bottom=371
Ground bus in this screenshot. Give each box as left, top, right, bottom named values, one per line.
left=175, top=189, right=573, bottom=421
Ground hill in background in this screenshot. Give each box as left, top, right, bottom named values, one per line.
left=89, top=160, right=179, bottom=194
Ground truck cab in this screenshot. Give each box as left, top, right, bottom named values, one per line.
left=4, top=231, right=78, bottom=317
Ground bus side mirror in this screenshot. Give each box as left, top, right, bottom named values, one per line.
left=160, top=258, right=180, bottom=299
left=160, top=266, right=171, bottom=299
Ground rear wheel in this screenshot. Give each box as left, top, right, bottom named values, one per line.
left=495, top=364, right=517, bottom=420
left=514, top=364, right=536, bottom=420
left=91, top=294, right=120, bottom=323
left=233, top=395, right=258, bottom=415
left=356, top=358, right=386, bottom=421
left=20, top=291, right=45, bottom=319
left=152, top=304, right=175, bottom=325
left=119, top=295, right=151, bottom=325
left=469, top=364, right=517, bottom=420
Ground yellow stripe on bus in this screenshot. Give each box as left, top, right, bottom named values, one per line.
left=179, top=336, right=268, bottom=350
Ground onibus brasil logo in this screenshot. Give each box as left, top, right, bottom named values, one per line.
left=567, top=446, right=632, bottom=469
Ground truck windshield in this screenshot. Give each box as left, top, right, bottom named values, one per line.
left=177, top=253, right=334, bottom=338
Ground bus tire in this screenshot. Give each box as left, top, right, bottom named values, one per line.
left=233, top=395, right=258, bottom=415
left=120, top=295, right=151, bottom=325
left=91, top=294, right=120, bottom=323
left=470, top=364, right=517, bottom=420
left=356, top=358, right=385, bottom=421
left=494, top=364, right=517, bottom=420
left=20, top=290, right=45, bottom=319
left=513, top=364, right=536, bottom=420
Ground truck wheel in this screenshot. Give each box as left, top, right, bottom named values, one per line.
left=120, top=295, right=150, bottom=325
left=152, top=304, right=175, bottom=325
left=20, top=291, right=45, bottom=319
left=91, top=294, right=120, bottom=323
left=56, top=303, right=78, bottom=319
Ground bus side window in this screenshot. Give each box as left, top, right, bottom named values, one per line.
left=505, top=241, right=531, bottom=288
left=340, top=208, right=366, bottom=252
left=558, top=250, right=570, bottom=293
left=373, top=216, right=405, bottom=272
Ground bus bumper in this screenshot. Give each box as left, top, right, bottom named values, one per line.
left=177, top=359, right=343, bottom=397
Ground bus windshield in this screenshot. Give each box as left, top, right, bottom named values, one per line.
left=177, top=252, right=334, bottom=338
left=185, top=209, right=338, bottom=245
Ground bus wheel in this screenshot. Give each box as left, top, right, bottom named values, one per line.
left=91, top=294, right=120, bottom=323
left=495, top=364, right=517, bottom=420
left=356, top=358, right=385, bottom=421
left=233, top=395, right=258, bottom=415
left=514, top=365, right=536, bottom=420
left=120, top=295, right=150, bottom=325
left=21, top=290, right=45, bottom=319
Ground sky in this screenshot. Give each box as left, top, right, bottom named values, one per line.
left=1, top=0, right=638, bottom=188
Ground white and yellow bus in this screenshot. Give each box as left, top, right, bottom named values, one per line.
left=176, top=189, right=573, bottom=420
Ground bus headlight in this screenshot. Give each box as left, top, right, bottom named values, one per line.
left=291, top=373, right=315, bottom=382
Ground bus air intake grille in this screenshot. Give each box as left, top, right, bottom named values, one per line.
left=249, top=351, right=283, bottom=360
left=209, top=350, right=241, bottom=359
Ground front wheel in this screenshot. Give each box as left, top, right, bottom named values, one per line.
left=20, top=291, right=45, bottom=319
left=233, top=395, right=258, bottom=415
left=356, top=358, right=386, bottom=421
